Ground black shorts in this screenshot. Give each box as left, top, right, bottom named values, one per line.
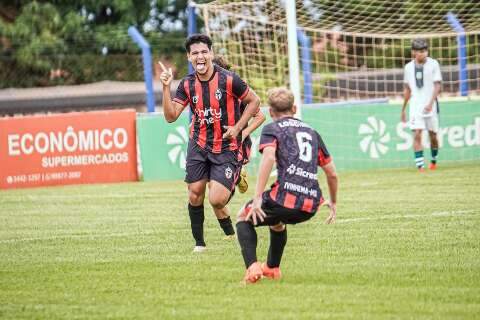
left=185, top=141, right=241, bottom=191
left=244, top=192, right=317, bottom=227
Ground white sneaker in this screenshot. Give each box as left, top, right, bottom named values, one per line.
left=193, top=246, right=207, bottom=253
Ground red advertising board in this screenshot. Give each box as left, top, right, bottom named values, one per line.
left=0, top=109, right=138, bottom=189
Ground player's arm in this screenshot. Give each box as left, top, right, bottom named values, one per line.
left=401, top=84, right=411, bottom=123
left=321, top=161, right=338, bottom=224
left=424, top=81, right=441, bottom=114
left=316, top=132, right=337, bottom=224
left=163, top=91, right=186, bottom=123
left=223, top=78, right=261, bottom=139
left=246, top=145, right=275, bottom=225
left=424, top=60, right=443, bottom=114
left=159, top=61, right=186, bottom=123
left=242, top=107, right=266, bottom=140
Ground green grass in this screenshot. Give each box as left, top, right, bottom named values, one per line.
left=1, top=163, right=479, bottom=319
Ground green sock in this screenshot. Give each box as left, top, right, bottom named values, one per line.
left=414, top=151, right=424, bottom=168
left=431, top=148, right=438, bottom=164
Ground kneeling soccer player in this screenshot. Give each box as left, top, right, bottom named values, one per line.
left=236, top=87, right=338, bottom=284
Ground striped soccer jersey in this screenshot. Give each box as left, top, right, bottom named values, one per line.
left=259, top=117, right=331, bottom=213
left=173, top=65, right=249, bottom=153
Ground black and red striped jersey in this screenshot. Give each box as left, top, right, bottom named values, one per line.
left=259, top=117, right=332, bottom=214
left=173, top=65, right=249, bottom=153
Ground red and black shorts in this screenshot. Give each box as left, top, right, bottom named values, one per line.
left=244, top=192, right=317, bottom=227
left=185, top=141, right=241, bottom=192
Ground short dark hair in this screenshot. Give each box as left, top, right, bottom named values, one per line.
left=185, top=34, right=213, bottom=53
left=411, top=38, right=428, bottom=50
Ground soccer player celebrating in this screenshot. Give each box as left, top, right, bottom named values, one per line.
left=235, top=87, right=338, bottom=284
left=159, top=34, right=260, bottom=252
left=212, top=55, right=266, bottom=193
left=401, top=38, right=442, bottom=171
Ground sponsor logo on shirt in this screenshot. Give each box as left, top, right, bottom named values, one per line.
left=195, top=108, right=222, bottom=125
left=283, top=181, right=318, bottom=197
left=286, top=164, right=317, bottom=180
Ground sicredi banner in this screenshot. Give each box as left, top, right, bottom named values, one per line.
left=136, top=100, right=479, bottom=181
left=0, top=109, right=138, bottom=189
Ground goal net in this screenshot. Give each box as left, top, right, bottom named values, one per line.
left=197, top=0, right=480, bottom=103
left=194, top=1, right=480, bottom=171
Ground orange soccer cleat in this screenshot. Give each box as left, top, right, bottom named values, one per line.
left=429, top=163, right=437, bottom=170
left=418, top=167, right=425, bottom=173
left=243, top=262, right=263, bottom=284
left=261, top=262, right=282, bottom=280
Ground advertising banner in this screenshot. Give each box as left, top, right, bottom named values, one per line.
left=303, top=100, right=480, bottom=170
left=0, top=109, right=138, bottom=189
left=136, top=101, right=479, bottom=180
left=137, top=113, right=190, bottom=181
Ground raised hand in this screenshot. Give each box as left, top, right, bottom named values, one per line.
left=158, top=61, right=173, bottom=86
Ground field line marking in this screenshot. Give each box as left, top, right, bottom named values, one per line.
left=0, top=231, right=158, bottom=244
left=337, top=210, right=475, bottom=224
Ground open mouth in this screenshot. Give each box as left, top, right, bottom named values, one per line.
left=196, top=62, right=206, bottom=72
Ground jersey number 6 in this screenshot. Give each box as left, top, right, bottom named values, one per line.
left=296, top=132, right=313, bottom=162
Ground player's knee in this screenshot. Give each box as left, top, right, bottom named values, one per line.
left=209, top=197, right=227, bottom=210
left=208, top=192, right=229, bottom=209
left=188, top=191, right=204, bottom=206
left=270, top=223, right=285, bottom=232
left=236, top=206, right=248, bottom=222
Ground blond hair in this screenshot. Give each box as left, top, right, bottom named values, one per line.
left=267, top=87, right=294, bottom=113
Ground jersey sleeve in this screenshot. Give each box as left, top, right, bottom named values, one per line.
left=259, top=124, right=277, bottom=153
left=432, top=60, right=442, bottom=82
left=173, top=79, right=189, bottom=107
left=316, top=131, right=332, bottom=167
left=231, top=72, right=249, bottom=100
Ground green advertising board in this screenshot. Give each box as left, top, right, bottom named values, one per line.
left=137, top=101, right=479, bottom=180
left=303, top=100, right=479, bottom=170
left=136, top=113, right=190, bottom=181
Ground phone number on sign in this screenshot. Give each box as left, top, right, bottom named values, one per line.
left=5, top=171, right=82, bottom=184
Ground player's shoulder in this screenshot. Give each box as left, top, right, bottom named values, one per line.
left=178, top=72, right=196, bottom=85
left=261, top=121, right=277, bottom=133
left=427, top=57, right=441, bottom=67
left=215, top=64, right=235, bottom=77
left=404, top=60, right=414, bottom=69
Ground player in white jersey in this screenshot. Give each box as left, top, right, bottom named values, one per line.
left=401, top=38, right=442, bottom=171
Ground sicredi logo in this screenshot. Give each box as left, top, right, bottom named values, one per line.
left=396, top=117, right=480, bottom=150
left=358, top=117, right=390, bottom=159
left=166, top=126, right=188, bottom=169
left=358, top=116, right=480, bottom=158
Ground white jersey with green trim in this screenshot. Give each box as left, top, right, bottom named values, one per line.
left=403, top=57, right=442, bottom=118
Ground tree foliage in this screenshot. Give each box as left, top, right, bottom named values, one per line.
left=0, top=0, right=205, bottom=88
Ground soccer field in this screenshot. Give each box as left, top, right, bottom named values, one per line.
left=1, top=163, right=479, bottom=319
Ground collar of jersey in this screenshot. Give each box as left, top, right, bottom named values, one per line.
left=195, top=65, right=217, bottom=83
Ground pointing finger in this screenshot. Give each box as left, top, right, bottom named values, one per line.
left=158, top=61, right=167, bottom=72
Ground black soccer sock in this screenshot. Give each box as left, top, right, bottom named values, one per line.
left=218, top=216, right=235, bottom=236
left=236, top=221, right=257, bottom=268
left=267, top=227, right=287, bottom=268
left=188, top=203, right=206, bottom=246
left=431, top=148, right=438, bottom=164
